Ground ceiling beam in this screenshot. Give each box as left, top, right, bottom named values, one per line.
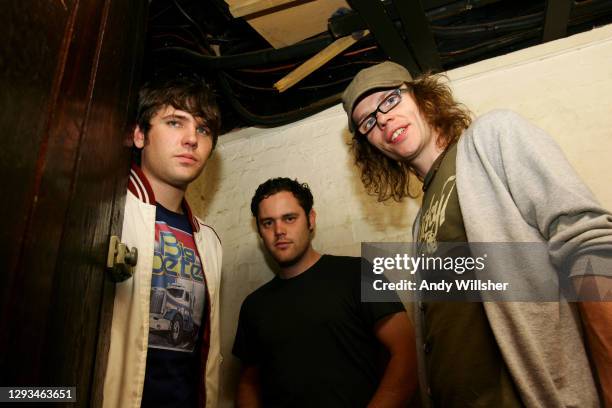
left=542, top=0, right=572, bottom=42
left=394, top=0, right=441, bottom=71
left=347, top=0, right=421, bottom=74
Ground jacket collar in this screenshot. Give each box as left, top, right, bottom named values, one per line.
left=128, top=164, right=200, bottom=232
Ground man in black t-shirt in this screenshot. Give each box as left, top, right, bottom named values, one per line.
left=233, top=177, right=417, bottom=407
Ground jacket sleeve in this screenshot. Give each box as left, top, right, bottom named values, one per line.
left=470, top=110, right=612, bottom=278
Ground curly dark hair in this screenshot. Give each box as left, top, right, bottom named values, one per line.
left=136, top=74, right=221, bottom=147
left=350, top=73, right=472, bottom=202
left=250, top=178, right=314, bottom=222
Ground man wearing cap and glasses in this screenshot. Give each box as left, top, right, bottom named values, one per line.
left=342, top=61, right=612, bottom=407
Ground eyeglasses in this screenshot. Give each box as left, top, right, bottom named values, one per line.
left=355, top=88, right=407, bottom=135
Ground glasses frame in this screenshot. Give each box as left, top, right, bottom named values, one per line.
left=356, top=88, right=409, bottom=135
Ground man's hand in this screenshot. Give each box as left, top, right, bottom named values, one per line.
left=236, top=365, right=262, bottom=408
left=368, top=311, right=418, bottom=408
left=575, top=275, right=612, bottom=407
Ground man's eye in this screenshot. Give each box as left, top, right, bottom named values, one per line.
left=285, top=216, right=296, bottom=223
left=363, top=117, right=376, bottom=131
left=167, top=120, right=181, bottom=128
left=382, top=94, right=400, bottom=108
left=261, top=221, right=272, bottom=228
left=196, top=126, right=209, bottom=135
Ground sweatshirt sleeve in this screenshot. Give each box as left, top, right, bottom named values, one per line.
left=467, top=110, right=612, bottom=278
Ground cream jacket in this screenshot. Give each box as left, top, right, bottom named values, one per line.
left=103, top=165, right=223, bottom=407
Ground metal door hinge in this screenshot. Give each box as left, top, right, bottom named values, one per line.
left=107, top=235, right=138, bottom=282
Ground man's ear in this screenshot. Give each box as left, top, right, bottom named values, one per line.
left=133, top=125, right=146, bottom=148
left=254, top=217, right=262, bottom=236
left=308, top=209, right=316, bottom=232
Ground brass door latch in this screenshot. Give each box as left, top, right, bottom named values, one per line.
left=106, top=235, right=138, bottom=282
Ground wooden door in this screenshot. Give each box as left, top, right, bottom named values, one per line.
left=0, top=0, right=147, bottom=405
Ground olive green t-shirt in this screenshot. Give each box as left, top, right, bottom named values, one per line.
left=417, top=142, right=523, bottom=407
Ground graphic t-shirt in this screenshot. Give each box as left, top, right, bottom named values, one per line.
left=141, top=204, right=207, bottom=408
left=417, top=142, right=523, bottom=407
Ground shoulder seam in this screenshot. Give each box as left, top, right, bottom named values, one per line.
left=201, top=222, right=222, bottom=245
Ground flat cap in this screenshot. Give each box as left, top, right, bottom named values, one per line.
left=342, top=61, right=413, bottom=132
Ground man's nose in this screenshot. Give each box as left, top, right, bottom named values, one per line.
left=182, top=125, right=198, bottom=147
left=274, top=222, right=286, bottom=236
left=376, top=110, right=392, bottom=128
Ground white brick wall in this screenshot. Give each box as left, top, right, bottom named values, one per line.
left=186, top=24, right=612, bottom=405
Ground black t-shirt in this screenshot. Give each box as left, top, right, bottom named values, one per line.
left=232, top=255, right=405, bottom=407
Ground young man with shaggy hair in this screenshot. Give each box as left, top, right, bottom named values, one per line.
left=103, top=75, right=223, bottom=408
left=343, top=61, right=612, bottom=407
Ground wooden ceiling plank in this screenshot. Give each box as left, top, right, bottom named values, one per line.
left=230, top=0, right=296, bottom=18
left=225, top=0, right=349, bottom=48
left=274, top=30, right=370, bottom=92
